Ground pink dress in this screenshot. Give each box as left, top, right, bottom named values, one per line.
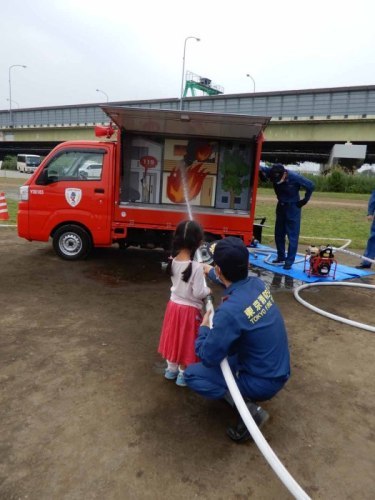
left=158, top=260, right=210, bottom=366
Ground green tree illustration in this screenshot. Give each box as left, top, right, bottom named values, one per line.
left=221, top=150, right=249, bottom=208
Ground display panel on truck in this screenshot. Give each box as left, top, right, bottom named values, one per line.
left=18, top=107, right=270, bottom=259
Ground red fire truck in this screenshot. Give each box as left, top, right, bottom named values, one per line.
left=17, top=107, right=269, bottom=260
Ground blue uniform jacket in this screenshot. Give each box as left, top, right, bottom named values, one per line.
left=367, top=190, right=375, bottom=216
left=195, top=271, right=290, bottom=380
left=261, top=167, right=315, bottom=204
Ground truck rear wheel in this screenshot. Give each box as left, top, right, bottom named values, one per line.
left=53, top=225, right=92, bottom=260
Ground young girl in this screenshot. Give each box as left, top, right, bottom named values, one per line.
left=158, top=220, right=211, bottom=387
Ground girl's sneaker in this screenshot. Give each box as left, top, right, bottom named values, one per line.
left=164, top=369, right=178, bottom=380
left=176, top=371, right=187, bottom=387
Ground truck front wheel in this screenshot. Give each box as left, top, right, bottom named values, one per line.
left=53, top=225, right=92, bottom=260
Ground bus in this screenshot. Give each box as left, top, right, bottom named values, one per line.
left=17, top=154, right=41, bottom=174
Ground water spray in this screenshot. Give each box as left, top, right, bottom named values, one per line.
left=178, top=161, right=311, bottom=500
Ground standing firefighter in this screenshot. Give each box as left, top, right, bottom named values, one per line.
left=260, top=163, right=315, bottom=270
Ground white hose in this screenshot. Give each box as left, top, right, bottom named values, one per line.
left=194, top=249, right=311, bottom=499
left=257, top=235, right=375, bottom=271
left=298, top=236, right=352, bottom=251
left=248, top=235, right=373, bottom=493
left=273, top=237, right=375, bottom=332
left=258, top=234, right=353, bottom=268
left=197, top=283, right=310, bottom=498
left=194, top=230, right=310, bottom=496
left=263, top=252, right=306, bottom=266
left=333, top=246, right=375, bottom=265
left=294, top=282, right=375, bottom=332
left=220, top=358, right=311, bottom=499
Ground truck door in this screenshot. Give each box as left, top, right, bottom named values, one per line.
left=29, top=147, right=112, bottom=245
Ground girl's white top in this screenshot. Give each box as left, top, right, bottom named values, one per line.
left=170, top=259, right=210, bottom=310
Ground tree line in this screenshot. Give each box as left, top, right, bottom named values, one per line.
left=259, top=167, right=375, bottom=194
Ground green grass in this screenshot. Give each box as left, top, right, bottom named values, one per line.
left=257, top=187, right=370, bottom=201
left=255, top=197, right=369, bottom=249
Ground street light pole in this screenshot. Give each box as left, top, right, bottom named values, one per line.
left=246, top=73, right=256, bottom=93
left=8, top=64, right=27, bottom=128
left=179, top=36, right=200, bottom=110
left=96, top=88, right=109, bottom=102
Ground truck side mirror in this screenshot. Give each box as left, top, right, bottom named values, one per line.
left=36, top=168, right=48, bottom=185
left=36, top=169, right=58, bottom=185
left=45, top=172, right=59, bottom=184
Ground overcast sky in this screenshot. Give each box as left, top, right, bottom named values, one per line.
left=1, top=0, right=375, bottom=110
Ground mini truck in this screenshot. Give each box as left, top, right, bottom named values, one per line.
left=17, top=107, right=270, bottom=260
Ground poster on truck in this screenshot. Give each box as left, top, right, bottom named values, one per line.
left=121, top=135, right=163, bottom=204
left=121, top=134, right=253, bottom=211
left=162, top=138, right=218, bottom=207
left=215, top=142, right=253, bottom=210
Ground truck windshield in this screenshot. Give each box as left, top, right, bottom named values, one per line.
left=36, top=150, right=104, bottom=184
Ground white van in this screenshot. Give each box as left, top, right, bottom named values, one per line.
left=17, top=154, right=41, bottom=174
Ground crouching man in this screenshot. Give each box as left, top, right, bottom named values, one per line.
left=184, top=237, right=291, bottom=443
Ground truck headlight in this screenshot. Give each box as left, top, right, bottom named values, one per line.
left=20, top=185, right=29, bottom=201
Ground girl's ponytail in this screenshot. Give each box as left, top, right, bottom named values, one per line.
left=181, top=261, right=193, bottom=282
left=165, top=255, right=173, bottom=277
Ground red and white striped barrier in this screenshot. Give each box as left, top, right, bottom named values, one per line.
left=0, top=192, right=9, bottom=221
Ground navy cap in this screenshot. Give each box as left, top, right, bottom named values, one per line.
left=213, top=237, right=249, bottom=281
left=269, top=163, right=286, bottom=183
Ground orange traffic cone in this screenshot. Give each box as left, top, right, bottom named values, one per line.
left=0, top=192, right=9, bottom=221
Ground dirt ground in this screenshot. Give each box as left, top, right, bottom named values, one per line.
left=0, top=228, right=374, bottom=500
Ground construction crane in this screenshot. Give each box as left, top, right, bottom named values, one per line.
left=183, top=71, right=224, bottom=97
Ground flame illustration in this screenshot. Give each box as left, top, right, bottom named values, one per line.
left=166, top=163, right=208, bottom=203
left=195, top=144, right=212, bottom=162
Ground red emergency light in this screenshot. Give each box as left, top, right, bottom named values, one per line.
left=94, top=122, right=115, bottom=139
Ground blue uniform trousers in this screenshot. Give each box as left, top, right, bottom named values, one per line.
left=275, top=202, right=301, bottom=265
left=363, top=218, right=375, bottom=266
left=184, top=356, right=288, bottom=402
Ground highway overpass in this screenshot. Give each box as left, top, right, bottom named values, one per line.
left=1, top=85, right=375, bottom=164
